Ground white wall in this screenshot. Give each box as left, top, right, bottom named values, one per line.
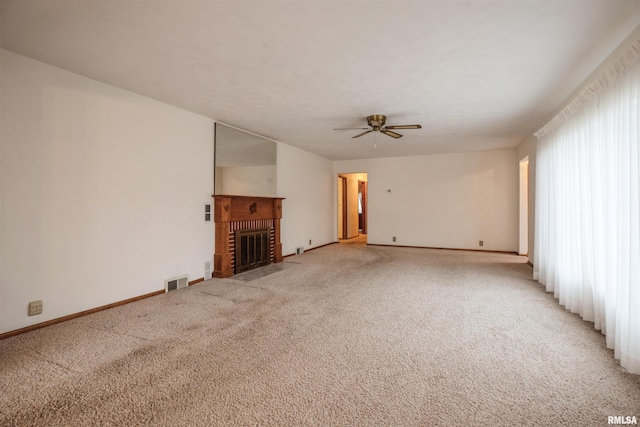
left=277, top=143, right=334, bottom=256
left=335, top=150, right=519, bottom=252
left=0, top=50, right=214, bottom=334
left=215, top=165, right=276, bottom=197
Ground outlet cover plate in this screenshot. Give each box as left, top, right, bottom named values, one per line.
left=28, top=300, right=43, bottom=316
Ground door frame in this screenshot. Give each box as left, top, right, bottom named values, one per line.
left=338, top=175, right=348, bottom=239
left=358, top=180, right=367, bottom=234
left=519, top=156, right=529, bottom=256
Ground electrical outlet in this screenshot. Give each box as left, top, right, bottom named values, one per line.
left=393, top=237, right=396, bottom=242
left=28, top=300, right=43, bottom=316
left=479, top=240, right=484, bottom=247
left=309, top=240, right=312, bottom=245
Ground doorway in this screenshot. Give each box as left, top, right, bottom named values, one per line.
left=337, top=173, right=368, bottom=241
left=358, top=180, right=367, bottom=235
left=519, top=156, right=529, bottom=256
left=338, top=175, right=348, bottom=239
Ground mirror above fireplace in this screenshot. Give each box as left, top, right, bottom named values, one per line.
left=214, top=123, right=277, bottom=197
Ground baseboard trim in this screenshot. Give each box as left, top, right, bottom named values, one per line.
left=305, top=242, right=337, bottom=253
left=527, top=261, right=534, bottom=267
left=366, top=243, right=518, bottom=255
left=189, top=277, right=205, bottom=285
left=0, top=289, right=165, bottom=341
left=284, top=241, right=338, bottom=258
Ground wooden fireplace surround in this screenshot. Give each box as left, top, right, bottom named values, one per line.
left=212, top=195, right=284, bottom=278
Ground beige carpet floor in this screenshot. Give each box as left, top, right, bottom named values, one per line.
left=1, top=242, right=639, bottom=426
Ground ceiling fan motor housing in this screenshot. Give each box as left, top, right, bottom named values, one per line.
left=367, top=115, right=386, bottom=128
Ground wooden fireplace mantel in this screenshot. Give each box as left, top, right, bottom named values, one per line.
left=212, top=195, right=285, bottom=278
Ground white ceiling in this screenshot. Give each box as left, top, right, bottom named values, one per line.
left=2, top=0, right=639, bottom=160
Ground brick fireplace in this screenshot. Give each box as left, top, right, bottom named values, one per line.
left=212, top=195, right=284, bottom=278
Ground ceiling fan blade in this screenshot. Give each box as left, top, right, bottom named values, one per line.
left=384, top=125, right=422, bottom=130
left=334, top=127, right=370, bottom=130
left=380, top=129, right=403, bottom=139
left=352, top=130, right=374, bottom=139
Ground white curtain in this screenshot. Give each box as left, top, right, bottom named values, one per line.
left=534, top=44, right=640, bottom=374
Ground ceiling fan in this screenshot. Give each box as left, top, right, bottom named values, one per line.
left=334, top=115, right=422, bottom=139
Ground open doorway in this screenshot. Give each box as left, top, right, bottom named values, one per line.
left=519, top=156, right=529, bottom=256
left=358, top=180, right=367, bottom=235
left=337, top=173, right=367, bottom=243
left=338, top=175, right=348, bottom=239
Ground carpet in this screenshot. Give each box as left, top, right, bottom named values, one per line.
left=1, top=242, right=638, bottom=426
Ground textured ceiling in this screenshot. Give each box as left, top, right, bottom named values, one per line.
left=1, top=0, right=639, bottom=160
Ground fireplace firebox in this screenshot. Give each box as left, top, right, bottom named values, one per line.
left=235, top=228, right=271, bottom=273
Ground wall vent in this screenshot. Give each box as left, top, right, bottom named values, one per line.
left=204, top=261, right=212, bottom=280
left=296, top=247, right=304, bottom=255
left=164, top=275, right=189, bottom=292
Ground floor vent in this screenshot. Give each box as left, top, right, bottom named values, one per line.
left=164, top=275, right=188, bottom=292
left=296, top=247, right=304, bottom=255
left=204, top=261, right=212, bottom=280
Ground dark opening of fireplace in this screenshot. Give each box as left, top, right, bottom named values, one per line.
left=235, top=228, right=271, bottom=273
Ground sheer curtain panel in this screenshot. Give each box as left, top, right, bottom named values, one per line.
left=534, top=47, right=640, bottom=374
